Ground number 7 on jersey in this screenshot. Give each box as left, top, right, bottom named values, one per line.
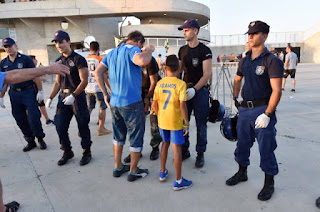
left=162, top=90, right=172, bottom=110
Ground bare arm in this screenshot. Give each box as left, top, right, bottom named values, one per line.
left=132, top=44, right=154, bottom=66
left=0, top=84, right=8, bottom=97
left=73, top=67, right=88, bottom=96
left=95, top=63, right=109, bottom=96
left=49, top=75, right=61, bottom=99
left=233, top=75, right=243, bottom=98
left=194, top=58, right=212, bottom=91
left=103, top=72, right=111, bottom=95
left=265, top=78, right=282, bottom=114
left=147, top=74, right=158, bottom=99
left=151, top=100, right=158, bottom=115
left=34, top=77, right=43, bottom=91
left=180, top=101, right=189, bottom=125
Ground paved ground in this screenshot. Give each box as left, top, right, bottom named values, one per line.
left=1, top=63, right=320, bottom=212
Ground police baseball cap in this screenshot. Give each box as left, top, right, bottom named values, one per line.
left=165, top=55, right=179, bottom=68
left=2, top=37, right=15, bottom=46
left=52, top=30, right=70, bottom=42
left=246, top=21, right=270, bottom=34
left=178, top=18, right=200, bottom=30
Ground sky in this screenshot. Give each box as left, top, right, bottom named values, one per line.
left=193, top=0, right=320, bottom=35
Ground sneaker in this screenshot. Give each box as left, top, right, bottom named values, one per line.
left=23, top=142, right=37, bottom=152
left=97, top=128, right=112, bottom=136
left=79, top=149, right=92, bottom=166
left=113, top=164, right=130, bottom=177
left=45, top=119, right=55, bottom=126
left=57, top=150, right=74, bottom=166
left=159, top=169, right=168, bottom=182
left=127, top=168, right=149, bottom=182
left=123, top=153, right=142, bottom=164
left=291, top=89, right=295, bottom=92
left=172, top=177, right=193, bottom=191
left=37, top=138, right=47, bottom=150
left=182, top=150, right=191, bottom=161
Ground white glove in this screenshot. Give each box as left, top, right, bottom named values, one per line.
left=186, top=88, right=196, bottom=100
left=62, top=94, right=75, bottom=105
left=0, top=98, right=5, bottom=108
left=45, top=98, right=52, bottom=109
left=255, top=113, right=270, bottom=129
left=36, top=90, right=44, bottom=103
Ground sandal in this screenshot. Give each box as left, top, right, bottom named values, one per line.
left=4, top=201, right=20, bottom=212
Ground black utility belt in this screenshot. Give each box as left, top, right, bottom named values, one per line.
left=240, top=99, right=269, bottom=109
left=11, top=84, right=34, bottom=92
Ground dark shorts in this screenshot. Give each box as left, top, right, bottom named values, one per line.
left=86, top=92, right=107, bottom=110
left=284, top=69, right=296, bottom=78
left=38, top=100, right=45, bottom=107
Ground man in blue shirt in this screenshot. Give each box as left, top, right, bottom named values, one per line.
left=96, top=31, right=155, bottom=182
left=0, top=38, right=47, bottom=152
left=226, top=21, right=284, bottom=201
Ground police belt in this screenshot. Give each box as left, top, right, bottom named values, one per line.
left=11, top=84, right=34, bottom=92
left=240, top=98, right=269, bottom=109
left=62, top=89, right=74, bottom=94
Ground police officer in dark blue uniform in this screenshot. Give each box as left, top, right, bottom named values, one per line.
left=226, top=21, right=284, bottom=201
left=0, top=38, right=47, bottom=152
left=45, top=30, right=92, bottom=166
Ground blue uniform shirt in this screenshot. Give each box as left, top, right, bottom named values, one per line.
left=237, top=48, right=284, bottom=101
left=101, top=43, right=142, bottom=107
left=0, top=72, right=6, bottom=92
left=0, top=53, right=35, bottom=89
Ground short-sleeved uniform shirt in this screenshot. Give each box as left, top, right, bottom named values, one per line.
left=85, top=54, right=102, bottom=93
left=178, top=42, right=212, bottom=85
left=153, top=77, right=187, bottom=130
left=237, top=48, right=284, bottom=101
left=0, top=72, right=6, bottom=92
left=0, top=53, right=35, bottom=89
left=101, top=43, right=142, bottom=107
left=142, top=56, right=159, bottom=94
left=56, top=51, right=88, bottom=90
left=285, top=52, right=298, bottom=70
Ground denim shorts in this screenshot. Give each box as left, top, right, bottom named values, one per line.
left=159, top=128, right=185, bottom=145
left=86, top=92, right=107, bottom=110
left=111, top=101, right=145, bottom=152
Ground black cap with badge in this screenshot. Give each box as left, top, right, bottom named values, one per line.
left=246, top=21, right=270, bottom=34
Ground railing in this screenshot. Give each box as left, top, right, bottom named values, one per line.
left=210, top=31, right=304, bottom=46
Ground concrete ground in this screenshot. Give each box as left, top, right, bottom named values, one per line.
left=0, top=63, right=320, bottom=212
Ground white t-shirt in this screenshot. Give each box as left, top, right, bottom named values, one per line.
left=85, top=54, right=102, bottom=93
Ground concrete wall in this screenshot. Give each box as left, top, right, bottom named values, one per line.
left=301, top=32, right=320, bottom=63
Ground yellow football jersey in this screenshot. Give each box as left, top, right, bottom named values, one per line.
left=153, top=77, right=187, bottom=130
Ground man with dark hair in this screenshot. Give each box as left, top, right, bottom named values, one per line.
left=46, top=30, right=92, bottom=166
left=85, top=41, right=112, bottom=136
left=96, top=30, right=155, bottom=182
left=0, top=38, right=47, bottom=152
left=282, top=45, right=298, bottom=92
left=228, top=21, right=283, bottom=201
left=29, top=55, right=55, bottom=126
left=178, top=18, right=212, bottom=168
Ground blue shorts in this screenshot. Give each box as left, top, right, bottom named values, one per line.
left=159, top=128, right=185, bottom=145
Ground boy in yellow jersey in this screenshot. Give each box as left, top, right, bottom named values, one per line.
left=152, top=55, right=192, bottom=190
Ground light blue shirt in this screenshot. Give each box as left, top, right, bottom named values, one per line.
left=0, top=72, right=6, bottom=92
left=101, top=43, right=142, bottom=107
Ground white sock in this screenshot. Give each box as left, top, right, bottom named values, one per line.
left=176, top=178, right=182, bottom=184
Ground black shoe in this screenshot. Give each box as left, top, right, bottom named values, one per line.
left=150, top=146, right=159, bottom=160
left=316, top=197, right=320, bottom=208
left=291, top=89, right=295, bottom=92
left=23, top=142, right=37, bottom=152
left=57, top=150, right=74, bottom=166
left=226, top=165, right=248, bottom=186
left=127, top=168, right=149, bottom=182
left=45, top=119, right=55, bottom=126
left=182, top=150, right=191, bottom=161
left=113, top=164, right=130, bottom=177
left=257, top=174, right=274, bottom=201
left=195, top=152, right=204, bottom=168
left=123, top=153, right=142, bottom=164
left=37, top=138, right=47, bottom=150
left=79, top=150, right=92, bottom=166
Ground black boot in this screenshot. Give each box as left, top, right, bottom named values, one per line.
left=37, top=138, right=47, bottom=150
left=150, top=146, right=159, bottom=160
left=316, top=197, right=320, bottom=208
left=23, top=141, right=37, bottom=152
left=195, top=152, right=205, bottom=168
left=258, top=174, right=275, bottom=201
left=80, top=149, right=92, bottom=166
left=57, top=150, right=74, bottom=166
left=182, top=150, right=191, bottom=161
left=124, top=153, right=142, bottom=164
left=226, top=164, right=248, bottom=186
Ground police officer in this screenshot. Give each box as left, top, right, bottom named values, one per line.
left=45, top=30, right=92, bottom=166
left=226, top=21, right=284, bottom=201
left=0, top=38, right=47, bottom=152
left=178, top=19, right=212, bottom=168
